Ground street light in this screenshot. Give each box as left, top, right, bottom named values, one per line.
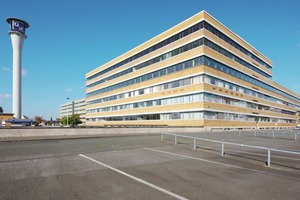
left=66, top=97, right=69, bottom=127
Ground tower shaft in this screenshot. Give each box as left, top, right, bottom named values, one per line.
left=10, top=32, right=25, bottom=119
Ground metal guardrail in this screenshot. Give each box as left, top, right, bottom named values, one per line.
left=161, top=133, right=300, bottom=167
left=238, top=130, right=300, bottom=140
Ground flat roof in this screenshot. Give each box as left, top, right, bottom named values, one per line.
left=0, top=113, right=14, bottom=116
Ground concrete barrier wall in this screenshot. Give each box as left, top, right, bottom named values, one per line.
left=0, top=127, right=206, bottom=141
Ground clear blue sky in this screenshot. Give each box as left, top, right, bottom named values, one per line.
left=1, top=0, right=300, bottom=120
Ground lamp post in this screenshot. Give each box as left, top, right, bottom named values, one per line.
left=66, top=97, right=69, bottom=127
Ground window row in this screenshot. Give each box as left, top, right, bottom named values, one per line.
left=87, top=75, right=199, bottom=105
left=87, top=37, right=271, bottom=89
left=86, top=22, right=205, bottom=81
left=204, top=76, right=300, bottom=110
left=86, top=38, right=272, bottom=88
left=204, top=39, right=271, bottom=78
left=203, top=21, right=272, bottom=70
left=87, top=92, right=295, bottom=117
left=87, top=69, right=300, bottom=112
left=87, top=111, right=295, bottom=124
left=86, top=55, right=300, bottom=104
left=203, top=93, right=295, bottom=115
left=87, top=21, right=271, bottom=83
left=86, top=56, right=203, bottom=97
left=87, top=38, right=204, bottom=88
left=204, top=56, right=300, bottom=103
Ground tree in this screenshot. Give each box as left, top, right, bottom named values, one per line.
left=0, top=106, right=3, bottom=113
left=60, top=116, right=67, bottom=126
left=60, top=114, right=82, bottom=127
left=69, top=114, right=82, bottom=126
left=34, top=116, right=43, bottom=126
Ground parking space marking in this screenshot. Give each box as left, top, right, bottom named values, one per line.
left=78, top=154, right=189, bottom=200
left=143, top=147, right=300, bottom=181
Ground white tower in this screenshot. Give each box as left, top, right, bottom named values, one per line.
left=6, top=18, right=29, bottom=119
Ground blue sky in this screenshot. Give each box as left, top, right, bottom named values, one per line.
left=0, top=0, right=300, bottom=120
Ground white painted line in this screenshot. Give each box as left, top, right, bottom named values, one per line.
left=143, top=147, right=300, bottom=181
left=78, top=154, right=189, bottom=200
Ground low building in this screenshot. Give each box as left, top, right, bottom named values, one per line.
left=84, top=10, right=300, bottom=130
left=0, top=113, right=14, bottom=127
left=6, top=118, right=35, bottom=126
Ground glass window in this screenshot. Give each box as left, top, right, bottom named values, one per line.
left=160, top=69, right=166, bottom=76
left=172, top=80, right=180, bottom=88
left=146, top=101, right=153, bottom=107
left=210, top=78, right=216, bottom=85
left=167, top=66, right=174, bottom=74
left=156, top=100, right=161, bottom=105
left=138, top=89, right=144, bottom=95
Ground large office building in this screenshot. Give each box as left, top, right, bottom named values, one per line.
left=84, top=10, right=300, bottom=130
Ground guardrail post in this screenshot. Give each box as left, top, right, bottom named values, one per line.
left=161, top=133, right=164, bottom=142
left=295, top=133, right=297, bottom=141
left=254, top=131, right=256, bottom=137
left=193, top=138, right=196, bottom=150
left=267, top=149, right=271, bottom=167
left=272, top=131, right=274, bottom=139
left=221, top=142, right=224, bottom=156
left=175, top=135, right=177, bottom=145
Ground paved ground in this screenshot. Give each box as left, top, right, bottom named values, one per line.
left=0, top=131, right=299, bottom=200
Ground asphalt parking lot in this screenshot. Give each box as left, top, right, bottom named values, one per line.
left=0, top=130, right=299, bottom=200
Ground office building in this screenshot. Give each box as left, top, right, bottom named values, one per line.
left=84, top=11, right=300, bottom=130
left=60, top=98, right=86, bottom=125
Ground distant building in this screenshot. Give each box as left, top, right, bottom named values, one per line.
left=60, top=98, right=86, bottom=125
left=0, top=113, right=35, bottom=127
left=6, top=118, right=35, bottom=126
left=0, top=113, right=14, bottom=127
left=84, top=11, right=300, bottom=129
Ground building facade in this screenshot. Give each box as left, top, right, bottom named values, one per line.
left=84, top=11, right=300, bottom=130
left=60, top=98, right=86, bottom=125
left=0, top=113, right=14, bottom=126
